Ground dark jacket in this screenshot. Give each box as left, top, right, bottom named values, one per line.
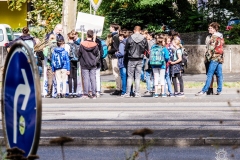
left=95, top=38, right=103, bottom=68
left=115, top=38, right=127, bottom=68
left=108, top=31, right=119, bottom=59
left=36, top=51, right=44, bottom=67
left=6, top=34, right=35, bottom=48
left=78, top=40, right=99, bottom=70
left=125, top=33, right=148, bottom=60
left=45, top=31, right=64, bottom=42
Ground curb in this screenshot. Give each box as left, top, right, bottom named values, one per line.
left=1, top=137, right=240, bottom=147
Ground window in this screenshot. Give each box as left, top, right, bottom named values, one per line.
left=6, top=28, right=14, bottom=41
left=0, top=29, right=3, bottom=42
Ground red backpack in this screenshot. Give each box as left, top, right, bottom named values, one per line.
left=215, top=37, right=224, bottom=54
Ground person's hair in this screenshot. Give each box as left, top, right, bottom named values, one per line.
left=57, top=39, right=64, bottom=47
left=209, top=22, right=220, bottom=31
left=119, top=29, right=128, bottom=38
left=148, top=32, right=155, bottom=39
left=127, top=30, right=133, bottom=37
left=174, top=37, right=183, bottom=48
left=156, top=37, right=165, bottom=46
left=67, top=32, right=75, bottom=40
left=106, top=34, right=112, bottom=46
left=22, top=27, right=29, bottom=34
left=87, top=30, right=94, bottom=38
left=142, top=30, right=148, bottom=35
left=110, top=24, right=119, bottom=31
left=134, top=26, right=141, bottom=32
left=49, top=34, right=56, bottom=41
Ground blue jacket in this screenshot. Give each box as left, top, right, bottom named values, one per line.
left=115, top=38, right=127, bottom=68
left=151, top=46, right=170, bottom=69
left=51, top=47, right=70, bottom=72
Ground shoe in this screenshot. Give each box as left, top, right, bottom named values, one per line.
left=215, top=92, right=221, bottom=95
left=96, top=92, right=100, bottom=98
left=169, top=93, right=174, bottom=97
left=195, top=91, right=206, bottom=96
left=91, top=95, right=97, bottom=99
left=176, top=93, right=185, bottom=97
left=130, top=92, right=135, bottom=97
left=62, top=94, right=66, bottom=98
left=122, top=93, right=130, bottom=98
left=144, top=91, right=152, bottom=96
left=57, top=94, right=61, bottom=99
left=154, top=94, right=159, bottom=98
left=79, top=95, right=90, bottom=99
left=46, top=93, right=52, bottom=98
left=207, top=88, right=213, bottom=95
left=134, top=93, right=141, bottom=98
left=161, top=93, right=167, bottom=98
left=110, top=90, right=120, bottom=95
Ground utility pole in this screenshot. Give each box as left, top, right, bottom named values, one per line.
left=62, top=0, right=78, bottom=40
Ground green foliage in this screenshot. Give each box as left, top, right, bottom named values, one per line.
left=7, top=0, right=31, bottom=11
left=224, top=24, right=240, bottom=44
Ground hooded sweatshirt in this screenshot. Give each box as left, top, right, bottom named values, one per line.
left=205, top=32, right=224, bottom=63
left=6, top=34, right=36, bottom=48
left=125, top=33, right=148, bottom=60
left=51, top=47, right=70, bottom=72
left=78, top=40, right=99, bottom=69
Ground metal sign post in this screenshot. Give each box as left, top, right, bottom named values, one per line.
left=1, top=41, right=42, bottom=157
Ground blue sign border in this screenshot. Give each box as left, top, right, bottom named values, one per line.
left=1, top=41, right=42, bottom=157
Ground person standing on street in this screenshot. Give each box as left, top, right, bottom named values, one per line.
left=108, top=24, right=121, bottom=96
left=123, top=26, right=148, bottom=98
left=45, top=24, right=64, bottom=42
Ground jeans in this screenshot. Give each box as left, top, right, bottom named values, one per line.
left=202, top=60, right=223, bottom=93
left=141, top=59, right=146, bottom=81
left=120, top=67, right=127, bottom=94
left=38, top=66, right=43, bottom=78
left=145, top=69, right=152, bottom=91
left=126, top=60, right=142, bottom=94
left=165, top=70, right=173, bottom=94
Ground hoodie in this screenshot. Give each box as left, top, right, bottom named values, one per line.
left=205, top=31, right=224, bottom=63
left=125, top=33, right=148, bottom=60
left=51, top=47, right=70, bottom=72
left=78, top=40, right=99, bottom=69
left=6, top=34, right=36, bottom=48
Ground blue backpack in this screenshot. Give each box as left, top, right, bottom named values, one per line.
left=149, top=45, right=165, bottom=66
left=99, top=39, right=108, bottom=59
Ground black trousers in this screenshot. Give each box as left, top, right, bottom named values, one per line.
left=172, top=73, right=184, bottom=93
left=68, top=62, right=78, bottom=93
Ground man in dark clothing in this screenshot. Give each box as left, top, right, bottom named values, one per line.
left=45, top=24, right=64, bottom=42
left=108, top=24, right=121, bottom=95
left=123, top=26, right=148, bottom=98
left=78, top=30, right=99, bottom=99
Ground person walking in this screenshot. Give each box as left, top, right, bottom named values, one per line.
left=51, top=39, right=70, bottom=98
left=196, top=22, right=224, bottom=96
left=78, top=30, right=100, bottom=99
left=123, top=26, right=148, bottom=98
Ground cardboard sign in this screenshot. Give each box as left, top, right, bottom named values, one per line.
left=75, top=12, right=105, bottom=36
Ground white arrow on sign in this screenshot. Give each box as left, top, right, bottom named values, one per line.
left=13, top=69, right=31, bottom=144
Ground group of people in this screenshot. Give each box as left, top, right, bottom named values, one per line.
left=6, top=21, right=224, bottom=99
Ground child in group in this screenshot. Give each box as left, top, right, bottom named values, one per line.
left=115, top=29, right=128, bottom=96
left=51, top=39, right=70, bottom=98
left=165, top=36, right=174, bottom=97
left=169, top=37, right=185, bottom=97
left=150, top=37, right=169, bottom=98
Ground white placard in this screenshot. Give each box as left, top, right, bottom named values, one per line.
left=75, top=12, right=105, bottom=36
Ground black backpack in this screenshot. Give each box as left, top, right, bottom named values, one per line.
left=67, top=42, right=79, bottom=62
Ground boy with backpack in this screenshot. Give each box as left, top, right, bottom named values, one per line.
left=51, top=39, right=70, bottom=99
left=65, top=32, right=79, bottom=98
left=150, top=37, right=169, bottom=98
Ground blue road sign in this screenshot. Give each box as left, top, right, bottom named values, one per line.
left=1, top=41, right=42, bottom=157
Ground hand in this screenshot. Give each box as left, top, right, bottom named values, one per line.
left=67, top=71, right=70, bottom=75
left=52, top=72, right=55, bottom=75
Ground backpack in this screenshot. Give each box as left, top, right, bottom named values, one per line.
left=99, top=39, right=108, bottom=59
left=214, top=37, right=224, bottom=54
left=176, top=48, right=188, bottom=68
left=24, top=40, right=34, bottom=52
left=149, top=45, right=165, bottom=66
left=47, top=42, right=57, bottom=62
left=52, top=51, right=64, bottom=69
left=67, top=42, right=79, bottom=61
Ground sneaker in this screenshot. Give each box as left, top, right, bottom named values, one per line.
left=57, top=94, right=61, bottom=99
left=161, top=93, right=167, bottom=98
left=176, top=93, right=185, bottom=97
left=91, top=96, right=97, bottom=99
left=46, top=94, right=52, bottom=98
left=122, top=93, right=130, bottom=98
left=96, top=92, right=100, bottom=98
left=144, top=91, right=152, bottom=96
left=130, top=92, right=135, bottom=97
left=169, top=93, right=174, bottom=97
left=110, top=90, right=120, bottom=95
left=154, top=94, right=159, bottom=98
left=207, top=88, right=213, bottom=95
left=79, top=95, right=90, bottom=99
left=195, top=91, right=206, bottom=96
left=134, top=93, right=141, bottom=98
left=215, top=92, right=221, bottom=95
